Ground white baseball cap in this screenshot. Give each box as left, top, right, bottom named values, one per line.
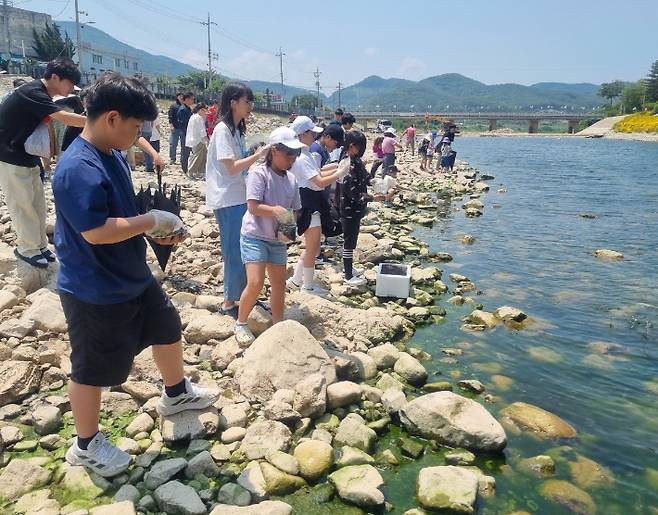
left=290, top=115, right=323, bottom=135
left=268, top=127, right=306, bottom=149
left=384, top=127, right=397, bottom=136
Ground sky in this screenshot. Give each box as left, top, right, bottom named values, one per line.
left=15, top=0, right=658, bottom=94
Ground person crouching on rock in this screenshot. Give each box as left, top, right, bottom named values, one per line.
left=338, top=130, right=373, bottom=286
left=233, top=127, right=304, bottom=345
left=286, top=116, right=351, bottom=295
left=52, top=73, right=219, bottom=478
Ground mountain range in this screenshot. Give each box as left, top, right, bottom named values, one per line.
left=326, top=74, right=602, bottom=111
left=55, top=21, right=602, bottom=110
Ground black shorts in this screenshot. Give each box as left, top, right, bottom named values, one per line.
left=59, top=280, right=182, bottom=387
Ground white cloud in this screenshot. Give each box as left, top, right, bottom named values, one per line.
left=223, top=50, right=278, bottom=81
left=365, top=47, right=378, bottom=56
left=396, top=56, right=427, bottom=79
left=181, top=49, right=207, bottom=69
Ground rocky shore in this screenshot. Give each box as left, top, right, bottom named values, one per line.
left=0, top=111, right=609, bottom=515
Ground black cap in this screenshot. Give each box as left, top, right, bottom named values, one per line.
left=335, top=108, right=344, bottom=115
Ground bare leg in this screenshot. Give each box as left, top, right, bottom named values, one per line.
left=266, top=263, right=287, bottom=323
left=152, top=340, right=185, bottom=387
left=303, top=227, right=322, bottom=267
left=237, top=262, right=266, bottom=324
left=69, top=381, right=101, bottom=438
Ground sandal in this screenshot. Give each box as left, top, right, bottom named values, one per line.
left=220, top=305, right=239, bottom=319
left=14, top=249, right=48, bottom=269
left=40, top=248, right=57, bottom=262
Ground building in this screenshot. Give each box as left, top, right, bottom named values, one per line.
left=0, top=2, right=52, bottom=60
left=78, top=36, right=143, bottom=84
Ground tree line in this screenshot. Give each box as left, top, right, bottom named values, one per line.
left=598, top=60, right=658, bottom=115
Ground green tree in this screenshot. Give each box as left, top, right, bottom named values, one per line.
left=621, top=82, right=645, bottom=113
left=176, top=71, right=226, bottom=98
left=598, top=81, right=624, bottom=106
left=645, top=60, right=658, bottom=102
left=32, top=23, right=75, bottom=61
left=290, top=94, right=318, bottom=112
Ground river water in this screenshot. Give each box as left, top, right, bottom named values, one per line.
left=379, top=137, right=658, bottom=514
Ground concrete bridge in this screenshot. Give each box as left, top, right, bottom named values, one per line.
left=353, top=111, right=604, bottom=134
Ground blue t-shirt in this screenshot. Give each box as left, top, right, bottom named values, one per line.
left=52, top=137, right=153, bottom=304
left=309, top=141, right=330, bottom=167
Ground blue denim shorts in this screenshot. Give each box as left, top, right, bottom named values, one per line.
left=240, top=235, right=288, bottom=265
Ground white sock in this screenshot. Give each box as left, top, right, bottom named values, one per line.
left=302, top=267, right=315, bottom=288
left=291, top=259, right=304, bottom=285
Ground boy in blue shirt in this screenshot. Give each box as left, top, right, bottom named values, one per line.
left=53, top=73, right=219, bottom=477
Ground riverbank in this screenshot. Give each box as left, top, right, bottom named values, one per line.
left=0, top=114, right=630, bottom=515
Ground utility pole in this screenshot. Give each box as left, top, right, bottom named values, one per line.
left=201, top=13, right=217, bottom=91
left=314, top=67, right=322, bottom=113
left=336, top=82, right=342, bottom=109
left=275, top=47, right=286, bottom=101
left=74, top=0, right=83, bottom=72
left=3, top=0, right=11, bottom=57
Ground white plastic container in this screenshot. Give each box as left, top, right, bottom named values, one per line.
left=375, top=263, right=412, bottom=298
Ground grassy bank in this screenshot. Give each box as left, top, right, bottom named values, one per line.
left=614, top=112, right=658, bottom=133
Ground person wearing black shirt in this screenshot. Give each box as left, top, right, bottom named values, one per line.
left=167, top=92, right=183, bottom=163
left=176, top=92, right=194, bottom=174
left=0, top=58, right=86, bottom=268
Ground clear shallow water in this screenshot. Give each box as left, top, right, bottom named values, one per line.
left=388, top=137, right=658, bottom=513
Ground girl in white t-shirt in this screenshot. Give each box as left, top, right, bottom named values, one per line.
left=285, top=117, right=351, bottom=294
left=205, top=83, right=270, bottom=315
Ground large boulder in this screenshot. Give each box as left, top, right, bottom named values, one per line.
left=183, top=309, right=234, bottom=344
left=0, top=360, right=42, bottom=407
left=239, top=420, right=292, bottom=460
left=499, top=402, right=577, bottom=439
left=236, top=321, right=336, bottom=403
left=286, top=292, right=410, bottom=345
left=21, top=288, right=67, bottom=333
left=354, top=233, right=395, bottom=264
left=416, top=466, right=479, bottom=514
left=328, top=465, right=385, bottom=508
left=293, top=440, right=334, bottom=481
left=160, top=407, right=220, bottom=442
left=0, top=459, right=52, bottom=500
left=153, top=480, right=206, bottom=515
left=400, top=392, right=507, bottom=453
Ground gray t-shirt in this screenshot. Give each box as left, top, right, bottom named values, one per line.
left=241, top=163, right=301, bottom=242
left=206, top=121, right=248, bottom=209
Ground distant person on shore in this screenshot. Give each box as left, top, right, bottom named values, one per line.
left=177, top=92, right=195, bottom=175
left=233, top=127, right=304, bottom=344
left=339, top=130, right=373, bottom=286
left=372, top=164, right=399, bottom=206
left=381, top=127, right=402, bottom=175
left=206, top=99, right=219, bottom=137
left=329, top=108, right=344, bottom=126
left=287, top=116, right=350, bottom=294
left=147, top=117, right=161, bottom=172
left=168, top=92, right=183, bottom=164
left=401, top=123, right=416, bottom=155
left=185, top=102, right=209, bottom=179
left=53, top=73, right=219, bottom=478
left=206, top=82, right=270, bottom=316
left=438, top=123, right=458, bottom=173
left=418, top=132, right=431, bottom=171
left=0, top=58, right=86, bottom=269
left=370, top=136, right=385, bottom=178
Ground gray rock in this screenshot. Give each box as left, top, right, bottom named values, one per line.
left=183, top=309, right=235, bottom=344
left=240, top=420, right=291, bottom=460
left=326, top=381, right=362, bottom=410
left=368, top=343, right=401, bottom=369
left=237, top=461, right=268, bottom=502
left=219, top=404, right=248, bottom=429
left=113, top=484, right=141, bottom=504
left=335, top=446, right=375, bottom=468
left=329, top=464, right=385, bottom=507
left=21, top=289, right=67, bottom=333
left=0, top=360, right=42, bottom=407
left=209, top=500, right=293, bottom=515
left=153, top=480, right=206, bottom=515
left=236, top=321, right=336, bottom=403
left=90, top=501, right=137, bottom=515
left=160, top=407, right=219, bottom=442
left=210, top=442, right=232, bottom=461
left=394, top=353, right=428, bottom=386
left=217, top=482, right=252, bottom=506
left=222, top=426, right=247, bottom=444
left=381, top=388, right=407, bottom=414
left=400, top=392, right=507, bottom=453
left=266, top=450, right=299, bottom=476
left=292, top=372, right=327, bottom=419
left=137, top=494, right=157, bottom=511
left=334, top=415, right=377, bottom=453
left=61, top=463, right=111, bottom=500
left=1, top=424, right=24, bottom=444
left=259, top=461, right=306, bottom=495
left=0, top=459, right=52, bottom=500
left=417, top=466, right=479, bottom=513
left=185, top=450, right=219, bottom=478
left=144, top=458, right=187, bottom=490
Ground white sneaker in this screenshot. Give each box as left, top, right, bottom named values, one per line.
left=344, top=275, right=367, bottom=286
left=65, top=432, right=131, bottom=477
left=286, top=278, right=301, bottom=291
left=301, top=284, right=329, bottom=297
left=156, top=377, right=220, bottom=416
left=352, top=266, right=365, bottom=276
left=233, top=323, right=255, bottom=346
